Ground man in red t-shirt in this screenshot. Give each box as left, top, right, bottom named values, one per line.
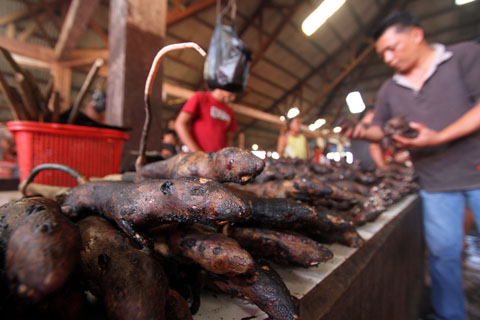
left=174, top=89, right=238, bottom=152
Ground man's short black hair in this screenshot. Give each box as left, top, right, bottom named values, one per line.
left=372, top=11, right=422, bottom=40
left=164, top=129, right=177, bottom=137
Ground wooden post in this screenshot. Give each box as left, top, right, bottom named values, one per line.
left=238, top=132, right=245, bottom=149
left=107, top=0, right=166, bottom=162
left=52, top=63, right=71, bottom=112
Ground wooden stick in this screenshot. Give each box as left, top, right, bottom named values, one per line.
left=14, top=72, right=38, bottom=120
left=0, top=72, right=26, bottom=120
left=67, top=58, right=103, bottom=124
left=43, top=77, right=54, bottom=105
left=48, top=91, right=60, bottom=123
left=24, top=69, right=48, bottom=120
left=0, top=46, right=43, bottom=118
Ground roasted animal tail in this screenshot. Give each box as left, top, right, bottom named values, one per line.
left=136, top=42, right=207, bottom=172
left=19, top=163, right=88, bottom=196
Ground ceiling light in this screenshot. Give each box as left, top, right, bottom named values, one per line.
left=287, top=107, right=300, bottom=119
left=455, top=0, right=475, bottom=5
left=314, top=118, right=326, bottom=127
left=252, top=144, right=259, bottom=151
left=280, top=115, right=286, bottom=121
left=308, top=118, right=326, bottom=131
left=333, top=126, right=342, bottom=133
left=346, top=91, right=366, bottom=114
left=252, top=150, right=266, bottom=159
left=272, top=152, right=280, bottom=159
left=302, top=0, right=346, bottom=36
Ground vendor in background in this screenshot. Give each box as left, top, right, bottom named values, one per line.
left=175, top=88, right=237, bottom=152
left=159, top=129, right=178, bottom=159
left=0, top=125, right=17, bottom=178
left=277, top=116, right=309, bottom=160
left=346, top=11, right=480, bottom=320
left=85, top=78, right=106, bottom=124
left=349, top=107, right=377, bottom=169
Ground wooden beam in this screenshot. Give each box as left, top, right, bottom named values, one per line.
left=6, top=23, right=16, bottom=38
left=162, top=82, right=320, bottom=140
left=250, top=0, right=305, bottom=68
left=238, top=1, right=269, bottom=37
left=238, top=0, right=401, bottom=133
left=89, top=19, right=108, bottom=44
left=167, top=0, right=216, bottom=26
left=55, top=0, right=101, bottom=60
left=0, top=3, right=44, bottom=25
left=21, top=0, right=56, bottom=47
left=303, top=43, right=375, bottom=117
left=11, top=53, right=51, bottom=69
left=55, top=48, right=108, bottom=68
left=163, top=82, right=284, bottom=126
left=38, top=0, right=62, bottom=31
left=0, top=35, right=55, bottom=62
left=70, top=48, right=109, bottom=60
left=18, top=19, right=39, bottom=41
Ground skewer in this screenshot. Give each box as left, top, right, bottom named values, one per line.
left=67, top=58, right=104, bottom=124
left=135, top=42, right=206, bottom=172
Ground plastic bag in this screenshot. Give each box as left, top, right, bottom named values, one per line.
left=204, top=15, right=252, bottom=93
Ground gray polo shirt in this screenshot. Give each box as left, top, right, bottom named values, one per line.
left=372, top=41, right=480, bottom=192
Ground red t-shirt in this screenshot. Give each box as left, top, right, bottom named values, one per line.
left=181, top=91, right=238, bottom=152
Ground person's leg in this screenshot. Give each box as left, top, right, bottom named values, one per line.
left=420, top=190, right=466, bottom=320
left=465, top=188, right=480, bottom=233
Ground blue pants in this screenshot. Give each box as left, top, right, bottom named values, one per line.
left=420, top=189, right=480, bottom=320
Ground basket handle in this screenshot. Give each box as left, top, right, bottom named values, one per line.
left=135, top=42, right=206, bottom=172
left=20, top=163, right=88, bottom=196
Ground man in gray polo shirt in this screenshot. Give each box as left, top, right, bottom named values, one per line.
left=347, top=12, right=480, bottom=320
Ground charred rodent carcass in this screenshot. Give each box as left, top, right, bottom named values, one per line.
left=381, top=115, right=419, bottom=150
left=135, top=147, right=265, bottom=184
left=0, top=197, right=80, bottom=303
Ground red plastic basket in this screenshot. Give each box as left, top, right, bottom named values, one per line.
left=7, top=121, right=129, bottom=187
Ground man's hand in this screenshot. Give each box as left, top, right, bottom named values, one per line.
left=393, top=122, right=442, bottom=148
left=344, top=123, right=369, bottom=139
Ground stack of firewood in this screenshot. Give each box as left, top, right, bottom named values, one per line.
left=0, top=46, right=103, bottom=124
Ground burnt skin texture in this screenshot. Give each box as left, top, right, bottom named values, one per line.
left=234, top=177, right=333, bottom=200
left=166, top=288, right=193, bottom=320
left=60, top=177, right=252, bottom=242
left=166, top=225, right=255, bottom=275
left=381, top=115, right=419, bottom=150
left=77, top=216, right=168, bottom=320
left=136, top=147, right=265, bottom=184
left=309, top=227, right=365, bottom=248
left=0, top=197, right=81, bottom=302
left=227, top=188, right=352, bottom=233
left=231, top=227, right=333, bottom=267
left=207, top=260, right=299, bottom=320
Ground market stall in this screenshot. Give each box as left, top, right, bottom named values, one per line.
left=196, top=194, right=424, bottom=320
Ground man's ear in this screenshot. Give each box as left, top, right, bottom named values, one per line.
left=411, top=27, right=425, bottom=44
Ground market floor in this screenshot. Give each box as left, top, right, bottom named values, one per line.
left=464, top=230, right=480, bottom=320
left=420, top=228, right=480, bottom=320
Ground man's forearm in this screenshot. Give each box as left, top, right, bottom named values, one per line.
left=437, top=102, right=480, bottom=144
left=369, top=143, right=386, bottom=168
left=175, top=123, right=201, bottom=152
left=363, top=125, right=384, bottom=142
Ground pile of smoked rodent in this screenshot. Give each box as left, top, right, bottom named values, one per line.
left=0, top=147, right=418, bottom=320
